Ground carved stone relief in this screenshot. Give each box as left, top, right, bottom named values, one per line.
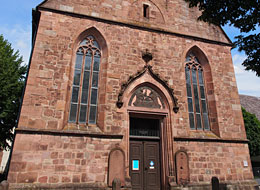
left=129, top=86, right=165, bottom=109
left=116, top=64, right=179, bottom=113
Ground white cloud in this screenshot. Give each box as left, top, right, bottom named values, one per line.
left=0, top=24, right=32, bottom=65
left=233, top=65, right=245, bottom=74
left=17, top=39, right=29, bottom=50
left=232, top=53, right=260, bottom=97
left=232, top=54, right=247, bottom=75
left=232, top=54, right=247, bottom=65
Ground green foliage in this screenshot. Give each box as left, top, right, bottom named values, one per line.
left=0, top=35, right=27, bottom=150
left=184, top=0, right=260, bottom=76
left=242, top=107, right=260, bottom=157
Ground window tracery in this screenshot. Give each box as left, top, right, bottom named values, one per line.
left=185, top=53, right=210, bottom=130
left=69, top=35, right=101, bottom=125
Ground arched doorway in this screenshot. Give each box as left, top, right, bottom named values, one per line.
left=116, top=65, right=179, bottom=190
left=128, top=85, right=168, bottom=190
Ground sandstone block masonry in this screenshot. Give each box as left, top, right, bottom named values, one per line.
left=7, top=0, right=257, bottom=189
left=8, top=133, right=121, bottom=185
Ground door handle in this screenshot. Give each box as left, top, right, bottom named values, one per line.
left=144, top=167, right=148, bottom=171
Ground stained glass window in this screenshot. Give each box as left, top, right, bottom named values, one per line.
left=185, top=53, right=210, bottom=130
left=69, top=36, right=101, bottom=124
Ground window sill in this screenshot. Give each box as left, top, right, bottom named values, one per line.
left=189, top=130, right=219, bottom=139
left=174, top=128, right=248, bottom=143
left=65, top=122, right=102, bottom=133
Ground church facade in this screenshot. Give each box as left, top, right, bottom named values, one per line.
left=7, top=0, right=257, bottom=189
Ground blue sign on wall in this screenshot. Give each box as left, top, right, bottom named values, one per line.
left=132, top=160, right=139, bottom=170
left=149, top=160, right=155, bottom=169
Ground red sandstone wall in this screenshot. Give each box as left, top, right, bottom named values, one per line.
left=8, top=133, right=121, bottom=184
left=19, top=11, right=245, bottom=139
left=10, top=0, right=251, bottom=187
left=174, top=142, right=253, bottom=183
left=40, top=0, right=230, bottom=44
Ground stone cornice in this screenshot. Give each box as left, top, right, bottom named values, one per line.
left=174, top=137, right=249, bottom=144
left=15, top=128, right=123, bottom=139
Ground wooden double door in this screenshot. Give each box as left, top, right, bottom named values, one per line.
left=130, top=140, right=161, bottom=190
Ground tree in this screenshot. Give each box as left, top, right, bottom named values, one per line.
left=242, top=107, right=260, bottom=157
left=0, top=35, right=27, bottom=150
left=184, top=0, right=260, bottom=76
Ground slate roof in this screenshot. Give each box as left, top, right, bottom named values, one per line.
left=239, top=94, right=260, bottom=121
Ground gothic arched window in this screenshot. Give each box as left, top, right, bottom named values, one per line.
left=185, top=53, right=210, bottom=130
left=69, top=35, right=101, bottom=124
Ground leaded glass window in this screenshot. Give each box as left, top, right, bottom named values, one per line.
left=185, top=53, right=210, bottom=130
left=69, top=36, right=101, bottom=124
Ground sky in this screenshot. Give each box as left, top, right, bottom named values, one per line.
left=0, top=1, right=260, bottom=97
